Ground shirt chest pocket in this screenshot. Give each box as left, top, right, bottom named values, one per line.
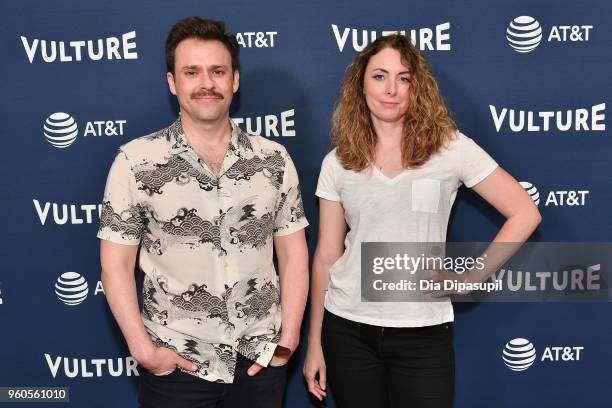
left=411, top=179, right=440, bottom=213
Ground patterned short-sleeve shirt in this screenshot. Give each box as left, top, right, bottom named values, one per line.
left=97, top=117, right=308, bottom=383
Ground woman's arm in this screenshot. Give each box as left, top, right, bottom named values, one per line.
left=431, top=167, right=542, bottom=296
left=472, top=167, right=542, bottom=243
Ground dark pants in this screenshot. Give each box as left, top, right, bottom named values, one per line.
left=138, top=355, right=287, bottom=408
left=322, top=310, right=455, bottom=408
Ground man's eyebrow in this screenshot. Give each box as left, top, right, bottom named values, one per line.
left=180, top=64, right=229, bottom=71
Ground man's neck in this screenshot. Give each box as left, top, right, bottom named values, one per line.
left=180, top=112, right=232, bottom=148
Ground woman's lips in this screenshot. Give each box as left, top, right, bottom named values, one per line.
left=381, top=101, right=399, bottom=108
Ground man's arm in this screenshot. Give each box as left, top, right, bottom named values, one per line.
left=100, top=240, right=197, bottom=374
left=247, top=228, right=309, bottom=375
left=274, top=228, right=309, bottom=354
left=303, top=198, right=346, bottom=400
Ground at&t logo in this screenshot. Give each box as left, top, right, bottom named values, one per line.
left=506, top=16, right=593, bottom=53
left=55, top=272, right=89, bottom=306
left=506, top=16, right=542, bottom=53
left=519, top=181, right=540, bottom=205
left=502, top=338, right=584, bottom=371
left=44, top=113, right=78, bottom=148
left=502, top=338, right=536, bottom=371
left=235, top=31, right=277, bottom=48
left=54, top=272, right=105, bottom=306
left=43, top=112, right=127, bottom=149
left=519, top=181, right=589, bottom=207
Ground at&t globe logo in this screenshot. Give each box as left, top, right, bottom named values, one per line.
left=43, top=112, right=127, bottom=149
left=55, top=272, right=89, bottom=306
left=44, top=112, right=78, bottom=148
left=502, top=338, right=537, bottom=371
left=519, top=181, right=540, bottom=206
left=506, top=16, right=542, bottom=53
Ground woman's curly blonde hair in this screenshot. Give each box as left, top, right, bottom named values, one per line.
left=332, top=34, right=457, bottom=171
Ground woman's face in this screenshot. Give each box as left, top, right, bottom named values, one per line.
left=363, top=47, right=411, bottom=125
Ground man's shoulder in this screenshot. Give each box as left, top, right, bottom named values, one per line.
left=235, top=130, right=289, bottom=157
left=117, top=123, right=175, bottom=160
left=240, top=131, right=290, bottom=157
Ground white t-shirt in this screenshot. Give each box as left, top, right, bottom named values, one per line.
left=315, top=131, right=498, bottom=327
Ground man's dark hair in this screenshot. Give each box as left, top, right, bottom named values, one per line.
left=166, top=17, right=240, bottom=74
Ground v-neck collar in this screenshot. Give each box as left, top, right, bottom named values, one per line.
left=372, top=166, right=409, bottom=186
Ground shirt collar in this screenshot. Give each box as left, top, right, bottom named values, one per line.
left=167, top=116, right=252, bottom=154
left=229, top=118, right=254, bottom=153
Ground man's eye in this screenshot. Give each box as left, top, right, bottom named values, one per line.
left=186, top=71, right=196, bottom=76
left=213, top=70, right=225, bottom=76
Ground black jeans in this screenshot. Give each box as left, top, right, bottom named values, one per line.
left=322, top=310, right=455, bottom=408
left=138, top=354, right=287, bottom=408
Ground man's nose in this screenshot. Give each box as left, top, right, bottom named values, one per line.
left=200, top=70, right=214, bottom=88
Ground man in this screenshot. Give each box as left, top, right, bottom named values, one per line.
left=98, top=17, right=309, bottom=408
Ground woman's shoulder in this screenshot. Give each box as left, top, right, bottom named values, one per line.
left=439, top=129, right=482, bottom=156
left=321, top=147, right=341, bottom=167
left=443, top=129, right=468, bottom=148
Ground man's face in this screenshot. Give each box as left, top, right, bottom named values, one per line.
left=167, top=38, right=239, bottom=125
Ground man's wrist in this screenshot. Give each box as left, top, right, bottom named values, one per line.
left=129, top=341, right=156, bottom=365
left=278, top=333, right=299, bottom=354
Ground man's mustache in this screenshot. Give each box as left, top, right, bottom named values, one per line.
left=191, top=89, right=224, bottom=99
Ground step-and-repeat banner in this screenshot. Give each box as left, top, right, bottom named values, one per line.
left=1, top=0, right=611, bottom=406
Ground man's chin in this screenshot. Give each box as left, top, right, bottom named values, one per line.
left=183, top=110, right=229, bottom=124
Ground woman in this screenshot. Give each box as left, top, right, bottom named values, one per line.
left=303, top=34, right=541, bottom=408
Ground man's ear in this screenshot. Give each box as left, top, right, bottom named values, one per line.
left=232, top=70, right=240, bottom=94
left=167, top=72, right=177, bottom=95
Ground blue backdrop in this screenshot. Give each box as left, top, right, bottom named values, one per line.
left=1, top=0, right=611, bottom=406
